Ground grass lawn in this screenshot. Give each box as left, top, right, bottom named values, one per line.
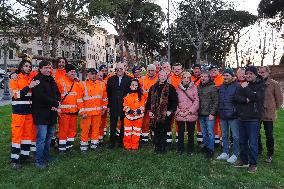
left=0, top=105, right=283, bottom=189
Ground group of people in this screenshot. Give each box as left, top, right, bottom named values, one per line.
left=9, top=57, right=283, bottom=174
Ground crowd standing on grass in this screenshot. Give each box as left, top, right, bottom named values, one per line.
left=8, top=57, right=283, bottom=174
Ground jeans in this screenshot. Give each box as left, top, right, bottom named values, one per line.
left=199, top=116, right=215, bottom=151
left=220, top=119, right=239, bottom=156
left=258, top=121, right=274, bottom=156
left=239, top=120, right=259, bottom=165
left=176, top=121, right=196, bottom=153
left=36, top=124, right=55, bottom=165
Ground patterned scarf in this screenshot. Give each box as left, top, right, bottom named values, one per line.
left=150, top=83, right=170, bottom=124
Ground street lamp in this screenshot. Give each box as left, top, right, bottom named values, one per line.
left=2, top=37, right=11, bottom=100
left=167, top=0, right=171, bottom=64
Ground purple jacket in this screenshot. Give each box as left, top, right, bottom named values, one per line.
left=175, top=82, right=199, bottom=122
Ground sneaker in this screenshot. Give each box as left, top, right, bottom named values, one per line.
left=216, top=153, right=229, bottom=160
left=10, top=163, right=21, bottom=170
left=266, top=156, right=272, bottom=163
left=234, top=161, right=249, bottom=168
left=227, top=155, right=238, bottom=164
left=248, top=165, right=257, bottom=173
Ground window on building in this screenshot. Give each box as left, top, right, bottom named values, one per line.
left=9, top=50, right=13, bottom=59
left=72, top=53, right=75, bottom=59
left=66, top=52, right=69, bottom=58
left=38, top=50, right=43, bottom=56
left=87, top=39, right=90, bottom=44
left=62, top=50, right=64, bottom=57
left=0, top=49, right=1, bottom=59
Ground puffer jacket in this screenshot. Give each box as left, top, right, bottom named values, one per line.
left=175, top=82, right=199, bottom=122
left=218, top=81, right=240, bottom=120
left=198, top=80, right=219, bottom=116
left=235, top=78, right=265, bottom=121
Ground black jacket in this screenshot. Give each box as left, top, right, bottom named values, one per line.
left=145, top=82, right=178, bottom=132
left=218, top=81, right=240, bottom=120
left=107, top=74, right=132, bottom=116
left=32, top=73, right=60, bottom=125
left=235, top=78, right=265, bottom=121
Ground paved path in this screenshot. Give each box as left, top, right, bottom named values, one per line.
left=0, top=89, right=11, bottom=106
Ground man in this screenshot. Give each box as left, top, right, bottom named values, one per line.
left=216, top=68, right=240, bottom=164
left=162, top=62, right=172, bottom=77
left=99, top=64, right=108, bottom=80
left=153, top=61, right=161, bottom=75
left=191, top=64, right=202, bottom=86
left=198, top=70, right=218, bottom=159
left=32, top=60, right=60, bottom=169
left=209, top=65, right=224, bottom=146
left=132, top=66, right=142, bottom=79
left=107, top=63, right=132, bottom=148
left=10, top=60, right=40, bottom=169
left=234, top=66, right=265, bottom=173
left=146, top=70, right=178, bottom=154
left=236, top=68, right=246, bottom=84
left=168, top=63, right=183, bottom=89
left=78, top=68, right=107, bottom=152
left=56, top=64, right=81, bottom=153
left=258, top=66, right=283, bottom=163
left=140, top=64, right=158, bottom=143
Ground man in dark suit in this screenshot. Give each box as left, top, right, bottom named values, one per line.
left=107, top=63, right=132, bottom=148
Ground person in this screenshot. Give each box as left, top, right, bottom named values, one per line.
left=53, top=57, right=67, bottom=79
left=162, top=62, right=172, bottom=77
left=78, top=68, right=107, bottom=152
left=123, top=79, right=146, bottom=150
left=258, top=66, right=283, bottom=163
left=132, top=66, right=142, bottom=79
left=175, top=72, right=199, bottom=156
left=153, top=61, right=161, bottom=75
left=99, top=64, right=108, bottom=80
left=140, top=64, right=158, bottom=143
left=56, top=64, right=81, bottom=153
left=191, top=64, right=202, bottom=86
left=234, top=66, right=265, bottom=174
left=198, top=70, right=219, bottom=159
left=107, top=63, right=132, bottom=148
left=32, top=60, right=60, bottom=169
left=236, top=68, right=246, bottom=84
left=216, top=68, right=240, bottom=164
left=146, top=70, right=178, bottom=154
left=209, top=65, right=224, bottom=146
left=9, top=60, right=40, bottom=169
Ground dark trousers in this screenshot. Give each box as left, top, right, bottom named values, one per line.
left=239, top=120, right=259, bottom=165
left=176, top=121, right=196, bottom=153
left=258, top=121, right=274, bottom=156
left=153, top=128, right=167, bottom=153
left=109, top=114, right=125, bottom=146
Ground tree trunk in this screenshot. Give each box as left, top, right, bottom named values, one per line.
left=196, top=49, right=201, bottom=64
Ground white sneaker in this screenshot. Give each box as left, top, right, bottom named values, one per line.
left=216, top=153, right=229, bottom=160
left=227, top=154, right=238, bottom=164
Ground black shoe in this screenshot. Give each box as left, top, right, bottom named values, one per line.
left=188, top=152, right=193, bottom=157
left=201, top=146, right=208, bottom=153
left=206, top=150, right=214, bottom=159
left=108, top=144, right=115, bottom=149
left=10, top=162, right=21, bottom=170
left=176, top=150, right=183, bottom=155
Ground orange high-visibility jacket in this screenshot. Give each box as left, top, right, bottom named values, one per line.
left=53, top=69, right=66, bottom=80
left=123, top=93, right=146, bottom=121
left=191, top=75, right=201, bottom=86
left=56, top=76, right=81, bottom=113
left=10, top=73, right=33, bottom=115
left=78, top=79, right=107, bottom=116
left=212, top=74, right=224, bottom=88
left=141, top=75, right=158, bottom=99
left=168, top=73, right=182, bottom=89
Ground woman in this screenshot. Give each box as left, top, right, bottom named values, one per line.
left=175, top=72, right=199, bottom=156
left=123, top=78, right=146, bottom=150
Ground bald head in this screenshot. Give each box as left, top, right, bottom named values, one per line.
left=116, top=63, right=125, bottom=77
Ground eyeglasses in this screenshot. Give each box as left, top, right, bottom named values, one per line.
left=24, top=65, right=32, bottom=68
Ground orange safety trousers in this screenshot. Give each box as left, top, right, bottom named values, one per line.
left=58, top=114, right=78, bottom=151
left=99, top=112, right=108, bottom=142
left=80, top=115, right=101, bottom=151
left=141, top=112, right=150, bottom=142
left=11, top=114, right=36, bottom=163
left=123, top=118, right=143, bottom=150
left=196, top=116, right=221, bottom=144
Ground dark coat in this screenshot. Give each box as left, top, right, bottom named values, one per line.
left=235, top=78, right=265, bottom=121
left=107, top=74, right=132, bottom=116
left=32, top=73, right=60, bottom=125
left=198, top=80, right=219, bottom=116
left=146, top=82, right=178, bottom=132
left=262, top=77, right=283, bottom=121
left=218, top=81, right=240, bottom=120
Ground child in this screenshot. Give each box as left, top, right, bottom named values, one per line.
left=123, top=78, right=145, bottom=150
